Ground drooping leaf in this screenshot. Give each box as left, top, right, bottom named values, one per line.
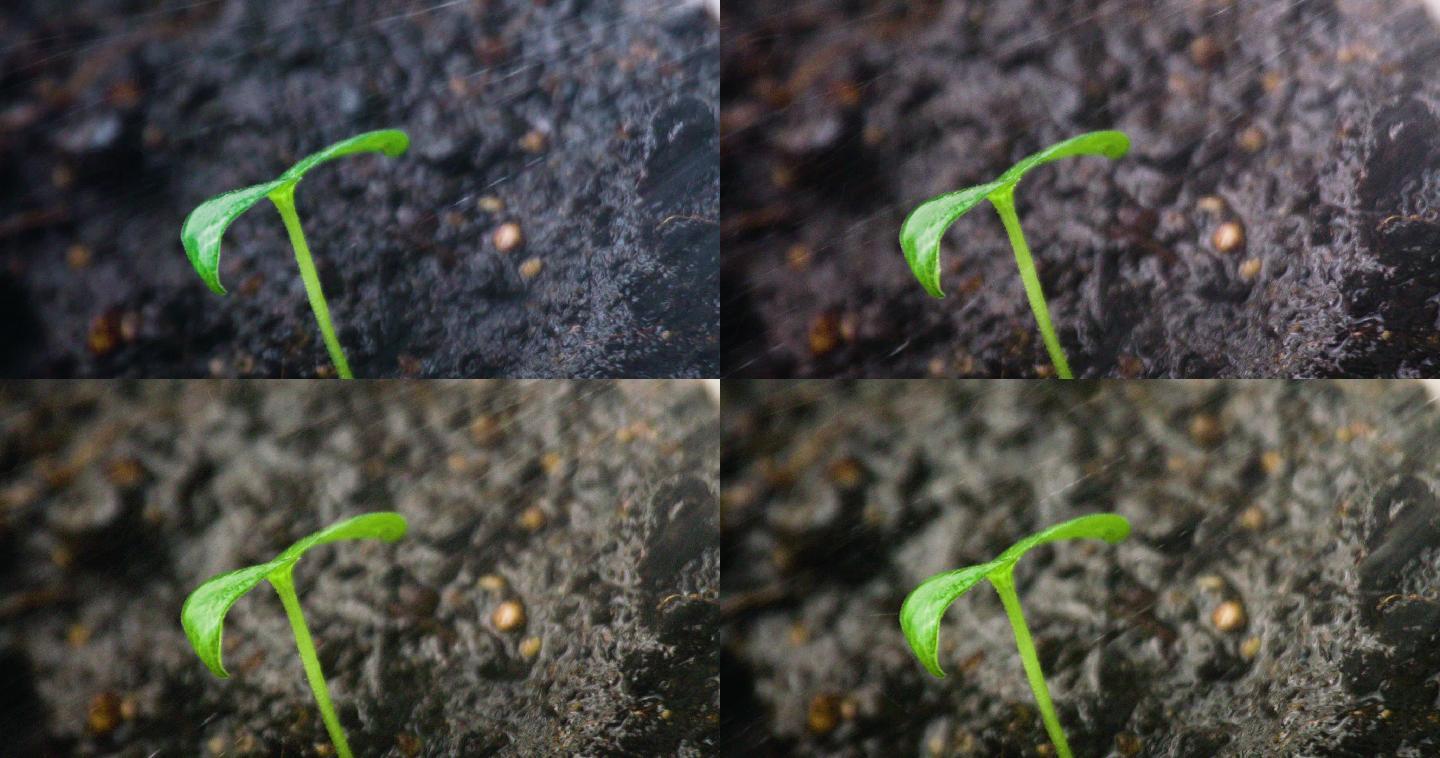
left=899, top=562, right=997, bottom=678
left=179, top=129, right=410, bottom=295
left=899, top=182, right=1001, bottom=298
left=180, top=512, right=408, bottom=679
left=898, top=513, right=1130, bottom=678
left=896, top=131, right=1130, bottom=299
left=995, top=131, right=1130, bottom=189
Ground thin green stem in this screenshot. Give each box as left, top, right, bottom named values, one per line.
left=989, top=188, right=1073, bottom=379
left=268, top=569, right=354, bottom=758
left=268, top=186, right=353, bottom=379
left=990, top=570, right=1072, bottom=758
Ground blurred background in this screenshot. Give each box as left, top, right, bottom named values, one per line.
left=0, top=380, right=719, bottom=754
left=0, top=0, right=718, bottom=377
left=722, top=380, right=1440, bottom=754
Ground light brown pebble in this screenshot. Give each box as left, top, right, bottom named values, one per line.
left=1190, top=35, right=1223, bottom=68
left=493, top=222, right=523, bottom=252
left=1260, top=450, right=1283, bottom=475
left=1239, top=506, right=1265, bottom=532
left=1115, top=732, right=1143, bottom=756
left=517, top=505, right=547, bottom=531
left=493, top=599, right=526, bottom=632
left=806, top=694, right=840, bottom=735
left=478, top=574, right=507, bottom=593
left=478, top=195, right=504, bottom=213
left=67, top=624, right=92, bottom=648
left=1239, top=257, right=1261, bottom=281
left=519, top=130, right=548, bottom=153
left=519, top=636, right=542, bottom=660
left=1240, top=636, right=1262, bottom=660
left=87, top=692, right=122, bottom=735
left=1197, top=195, right=1226, bottom=215
left=828, top=457, right=863, bottom=488
left=1212, top=221, right=1245, bottom=253
left=809, top=313, right=840, bottom=357
left=469, top=415, right=500, bottom=445
left=519, top=257, right=543, bottom=279
left=1212, top=600, right=1247, bottom=632
left=1237, top=127, right=1266, bottom=153
left=67, top=244, right=92, bottom=269
left=786, top=244, right=812, bottom=271
left=1189, top=414, right=1224, bottom=447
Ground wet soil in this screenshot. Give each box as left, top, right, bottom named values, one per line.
left=721, top=381, right=1440, bottom=755
left=0, top=0, right=717, bottom=378
left=722, top=0, right=1440, bottom=377
left=0, top=380, right=718, bottom=756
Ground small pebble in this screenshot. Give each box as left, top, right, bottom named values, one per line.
left=827, top=458, right=863, bottom=488
left=478, top=195, right=504, bottom=213
left=806, top=694, right=840, bottom=735
left=519, top=130, right=548, bottom=153
left=1260, top=450, right=1283, bottom=474
left=1240, top=636, right=1262, bottom=660
left=786, top=243, right=812, bottom=271
left=809, top=313, right=839, bottom=357
left=519, top=636, right=542, bottom=660
left=395, top=733, right=422, bottom=757
left=1238, top=505, right=1265, bottom=531
left=87, top=692, right=122, bottom=735
left=1238, top=257, right=1261, bottom=280
left=493, top=599, right=526, bottom=632
left=1189, top=414, right=1224, bottom=447
left=1212, top=221, right=1245, bottom=253
left=67, top=244, right=91, bottom=269
left=1196, top=195, right=1226, bottom=215
left=493, top=222, right=523, bottom=252
left=1190, top=35, right=1223, bottom=68
left=469, top=415, right=500, bottom=445
left=1212, top=600, right=1247, bottom=632
left=478, top=574, right=507, bottom=593
left=519, top=257, right=543, bottom=279
left=517, top=505, right=547, bottom=532
left=1237, top=127, right=1266, bottom=153
left=1115, top=732, right=1143, bottom=756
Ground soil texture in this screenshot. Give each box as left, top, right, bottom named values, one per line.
left=0, top=380, right=719, bottom=755
left=722, top=0, right=1440, bottom=377
left=722, top=380, right=1440, bottom=755
left=0, top=0, right=717, bottom=377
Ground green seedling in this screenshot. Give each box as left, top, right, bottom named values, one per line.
left=899, top=513, right=1130, bottom=758
left=181, top=512, right=408, bottom=758
left=180, top=130, right=411, bottom=379
left=898, top=131, right=1131, bottom=379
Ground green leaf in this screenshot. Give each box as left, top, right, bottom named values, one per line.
left=179, top=129, right=410, bottom=295
left=995, top=131, right=1130, bottom=188
left=898, top=513, right=1130, bottom=678
left=899, top=182, right=1001, bottom=298
left=993, top=513, right=1130, bottom=570
left=896, top=131, right=1130, bottom=299
left=180, top=512, right=408, bottom=679
left=899, top=562, right=997, bottom=678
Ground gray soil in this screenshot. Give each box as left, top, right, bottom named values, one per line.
left=0, top=0, right=717, bottom=378
left=722, top=381, right=1440, bottom=755
left=0, top=380, right=719, bottom=755
left=722, top=0, right=1440, bottom=377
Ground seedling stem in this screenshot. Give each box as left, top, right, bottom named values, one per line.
left=991, top=188, right=1070, bottom=378
left=271, top=185, right=352, bottom=378
left=899, top=513, right=1130, bottom=758
left=271, top=567, right=353, bottom=758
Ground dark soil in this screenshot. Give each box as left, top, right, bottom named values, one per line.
left=0, top=0, right=717, bottom=378
left=0, top=380, right=719, bottom=756
left=721, top=381, right=1440, bottom=755
left=721, top=0, right=1440, bottom=377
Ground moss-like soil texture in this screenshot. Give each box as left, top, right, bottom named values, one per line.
left=0, top=380, right=718, bottom=755
left=722, top=381, right=1440, bottom=755
left=0, top=0, right=717, bottom=377
left=722, top=0, right=1440, bottom=377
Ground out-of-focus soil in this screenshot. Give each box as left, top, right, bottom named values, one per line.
left=0, top=380, right=719, bottom=755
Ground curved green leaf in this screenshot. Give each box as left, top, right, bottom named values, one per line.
left=179, top=129, right=410, bottom=295
left=180, top=180, right=285, bottom=295
left=180, top=512, right=408, bottom=679
left=996, top=131, right=1130, bottom=189
left=899, top=181, right=1000, bottom=298
left=899, top=562, right=997, bottom=678
left=898, top=513, right=1130, bottom=678
left=277, top=129, right=411, bottom=185
left=896, top=131, right=1129, bottom=300
left=993, top=513, right=1130, bottom=569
